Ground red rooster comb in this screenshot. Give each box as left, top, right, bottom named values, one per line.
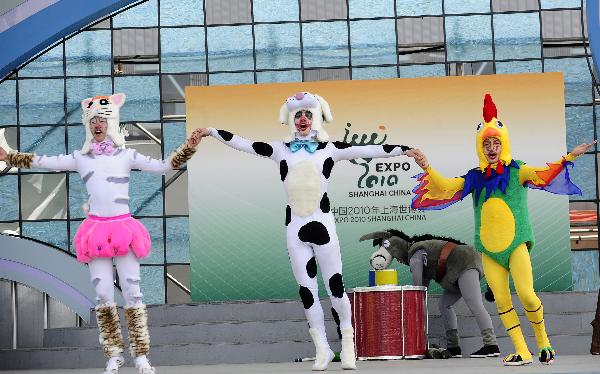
left=483, top=94, right=497, bottom=123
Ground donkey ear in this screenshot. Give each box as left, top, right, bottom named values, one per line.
left=359, top=231, right=392, bottom=242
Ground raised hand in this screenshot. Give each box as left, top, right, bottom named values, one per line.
left=188, top=128, right=204, bottom=148
left=405, top=148, right=429, bottom=169
left=571, top=140, right=597, bottom=157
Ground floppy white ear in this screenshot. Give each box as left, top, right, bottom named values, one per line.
left=110, top=93, right=126, bottom=107
left=315, top=94, right=333, bottom=123
left=279, top=102, right=289, bottom=125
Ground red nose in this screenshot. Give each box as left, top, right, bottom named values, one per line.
left=295, top=92, right=305, bottom=100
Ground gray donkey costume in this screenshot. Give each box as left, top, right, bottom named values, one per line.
left=360, top=229, right=500, bottom=358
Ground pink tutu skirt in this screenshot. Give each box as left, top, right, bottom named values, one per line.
left=74, top=213, right=151, bottom=263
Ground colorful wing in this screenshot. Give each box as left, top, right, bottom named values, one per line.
left=411, top=167, right=466, bottom=210
left=521, top=155, right=582, bottom=196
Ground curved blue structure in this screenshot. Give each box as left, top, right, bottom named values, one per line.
left=0, top=0, right=142, bottom=81
left=587, top=0, right=600, bottom=75
left=0, top=234, right=123, bottom=322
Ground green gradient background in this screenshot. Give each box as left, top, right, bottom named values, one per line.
left=186, top=74, right=571, bottom=301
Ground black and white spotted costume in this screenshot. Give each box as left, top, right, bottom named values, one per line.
left=208, top=93, right=410, bottom=370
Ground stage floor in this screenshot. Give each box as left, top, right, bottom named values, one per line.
left=2, top=355, right=599, bottom=374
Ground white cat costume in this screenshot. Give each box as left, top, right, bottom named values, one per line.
left=208, top=92, right=411, bottom=371
left=6, top=94, right=198, bottom=374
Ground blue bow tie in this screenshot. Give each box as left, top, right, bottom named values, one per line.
left=290, top=139, right=319, bottom=153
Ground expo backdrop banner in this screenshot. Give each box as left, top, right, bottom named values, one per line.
left=185, top=73, right=571, bottom=302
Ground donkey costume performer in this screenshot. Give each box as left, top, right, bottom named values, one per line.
left=1, top=94, right=201, bottom=374
left=197, top=92, right=411, bottom=371
left=360, top=229, right=499, bottom=358
left=406, top=94, right=594, bottom=366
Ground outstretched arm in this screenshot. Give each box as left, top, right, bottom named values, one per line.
left=131, top=128, right=202, bottom=174
left=203, top=127, right=278, bottom=160
left=406, top=148, right=466, bottom=210
left=330, top=141, right=410, bottom=162
left=519, top=141, right=596, bottom=195
left=0, top=146, right=76, bottom=171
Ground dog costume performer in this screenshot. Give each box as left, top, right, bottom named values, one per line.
left=360, top=229, right=499, bottom=358
left=411, top=94, right=584, bottom=366
left=207, top=92, right=410, bottom=371
left=5, top=94, right=197, bottom=374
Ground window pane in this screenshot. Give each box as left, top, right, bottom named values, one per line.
left=446, top=15, right=493, bottom=61
left=66, top=77, right=112, bottom=124
left=161, top=0, right=204, bottom=26
left=68, top=173, right=87, bottom=219
left=302, top=21, right=349, bottom=68
left=65, top=31, right=111, bottom=76
left=67, top=125, right=86, bottom=154
left=20, top=173, right=67, bottom=220
left=0, top=80, right=16, bottom=126
left=444, top=0, right=489, bottom=14
left=544, top=58, right=593, bottom=105
left=255, top=23, right=301, bottom=69
left=140, top=266, right=165, bottom=304
left=253, top=0, right=298, bottom=22
left=163, top=122, right=186, bottom=158
left=166, top=217, right=190, bottom=263
left=209, top=72, right=254, bottom=85
left=569, top=153, right=595, bottom=200
left=494, top=13, right=541, bottom=60
left=348, top=0, right=394, bottom=18
left=19, top=43, right=63, bottom=78
left=352, top=66, right=397, bottom=80
left=572, top=250, right=600, bottom=291
left=540, top=0, right=580, bottom=8
left=208, top=26, right=253, bottom=72
left=566, top=106, right=593, bottom=152
left=257, top=70, right=302, bottom=83
left=22, top=221, right=68, bottom=251
left=399, top=64, right=445, bottom=78
left=0, top=175, right=19, bottom=221
left=350, top=19, right=397, bottom=66
left=19, top=79, right=65, bottom=125
left=130, top=170, right=163, bottom=216
left=139, top=218, right=164, bottom=264
left=161, top=27, right=206, bottom=73
left=20, top=126, right=66, bottom=159
left=396, top=0, right=441, bottom=16
left=113, top=0, right=158, bottom=27
left=495, top=60, right=542, bottom=74
left=114, top=75, right=161, bottom=121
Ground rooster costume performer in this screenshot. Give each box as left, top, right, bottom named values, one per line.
left=197, top=91, right=412, bottom=371
left=0, top=94, right=202, bottom=374
left=407, top=94, right=594, bottom=366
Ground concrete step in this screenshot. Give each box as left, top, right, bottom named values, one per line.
left=44, top=319, right=341, bottom=348
left=431, top=333, right=594, bottom=357
left=1, top=340, right=321, bottom=370
left=87, top=299, right=327, bottom=327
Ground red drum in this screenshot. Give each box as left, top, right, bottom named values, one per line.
left=402, top=285, right=427, bottom=358
left=349, top=285, right=427, bottom=360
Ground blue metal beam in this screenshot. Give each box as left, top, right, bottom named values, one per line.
left=0, top=0, right=142, bottom=81
left=587, top=0, right=600, bottom=76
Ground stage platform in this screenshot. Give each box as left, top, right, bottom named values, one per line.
left=1, top=355, right=599, bottom=374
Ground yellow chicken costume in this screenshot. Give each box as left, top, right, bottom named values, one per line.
left=411, top=94, right=583, bottom=366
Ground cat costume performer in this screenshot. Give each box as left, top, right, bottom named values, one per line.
left=204, top=92, right=411, bottom=371
left=4, top=94, right=199, bottom=374
left=411, top=94, right=587, bottom=366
